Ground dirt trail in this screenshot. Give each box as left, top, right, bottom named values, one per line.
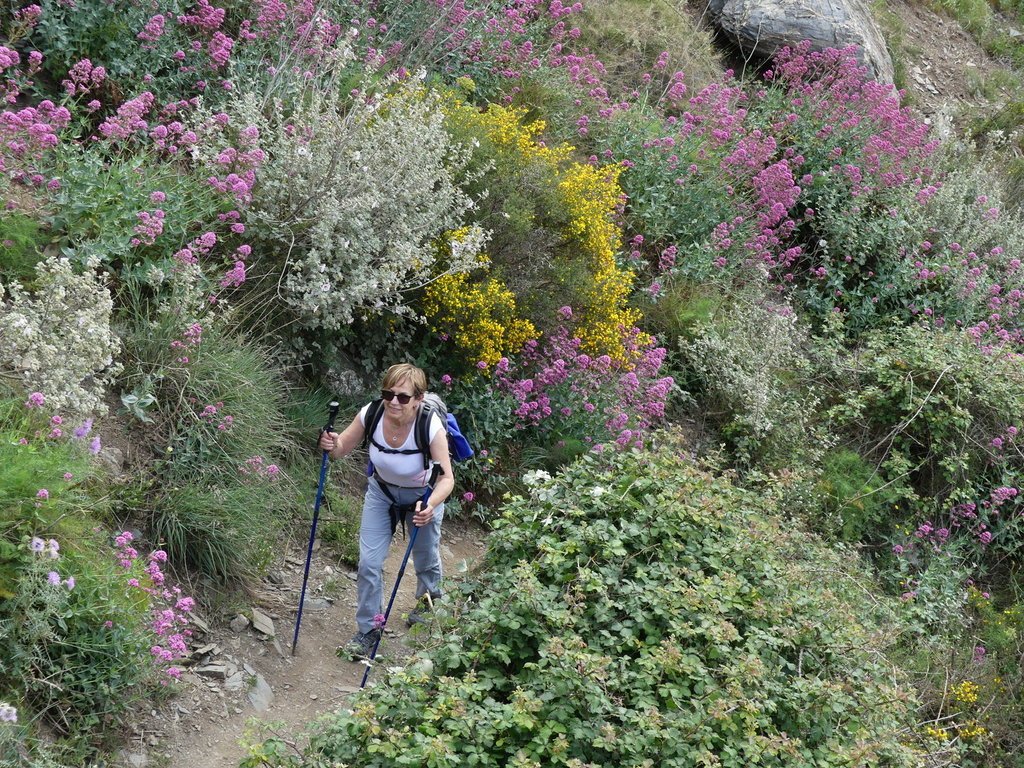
left=116, top=519, right=487, bottom=768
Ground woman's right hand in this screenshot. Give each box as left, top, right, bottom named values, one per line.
left=319, top=430, right=338, bottom=454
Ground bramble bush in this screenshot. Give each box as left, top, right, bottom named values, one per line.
left=825, top=322, right=1024, bottom=556
left=257, top=437, right=920, bottom=767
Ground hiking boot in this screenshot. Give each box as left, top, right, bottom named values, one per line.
left=406, top=593, right=441, bottom=628
left=338, top=629, right=381, bottom=661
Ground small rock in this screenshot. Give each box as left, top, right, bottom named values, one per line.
left=97, top=446, right=125, bottom=473
left=230, top=614, right=250, bottom=633
left=267, top=570, right=285, bottom=585
left=189, top=613, right=211, bottom=636
left=147, top=735, right=159, bottom=747
left=247, top=674, right=274, bottom=712
left=310, top=694, right=318, bottom=700
left=302, top=597, right=331, bottom=611
left=251, top=608, right=276, bottom=638
left=192, top=642, right=218, bottom=658
left=225, top=671, right=245, bottom=692
left=344, top=571, right=357, bottom=582
left=243, top=662, right=256, bottom=676
left=195, top=664, right=229, bottom=679
left=233, top=707, right=243, bottom=714
left=324, top=565, right=334, bottom=575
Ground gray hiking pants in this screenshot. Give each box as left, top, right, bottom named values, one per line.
left=355, top=476, right=444, bottom=634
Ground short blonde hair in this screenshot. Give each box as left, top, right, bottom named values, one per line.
left=381, top=363, right=427, bottom=397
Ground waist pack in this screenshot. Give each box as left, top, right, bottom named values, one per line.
left=374, top=471, right=427, bottom=537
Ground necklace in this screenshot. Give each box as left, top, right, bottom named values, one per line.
left=384, top=420, right=407, bottom=445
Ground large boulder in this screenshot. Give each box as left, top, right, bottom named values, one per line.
left=706, top=0, right=895, bottom=84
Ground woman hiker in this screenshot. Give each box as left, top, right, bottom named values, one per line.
left=317, top=363, right=455, bottom=659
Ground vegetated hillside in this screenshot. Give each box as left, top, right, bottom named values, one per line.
left=3, top=0, right=1024, bottom=766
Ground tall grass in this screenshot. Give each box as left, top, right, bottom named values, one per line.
left=120, top=317, right=301, bottom=582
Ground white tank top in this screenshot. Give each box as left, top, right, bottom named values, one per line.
left=360, top=403, right=443, bottom=487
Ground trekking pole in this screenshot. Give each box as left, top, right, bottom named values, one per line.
left=291, top=400, right=340, bottom=656
left=360, top=480, right=435, bottom=688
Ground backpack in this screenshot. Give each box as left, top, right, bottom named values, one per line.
left=362, top=392, right=474, bottom=472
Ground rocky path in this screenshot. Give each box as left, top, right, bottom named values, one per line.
left=116, top=520, right=487, bottom=768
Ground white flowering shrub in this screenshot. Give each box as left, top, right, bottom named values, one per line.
left=219, top=70, right=486, bottom=333
left=0, top=257, right=122, bottom=415
left=681, top=293, right=821, bottom=465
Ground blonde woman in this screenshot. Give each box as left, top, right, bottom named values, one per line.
left=318, top=363, right=455, bottom=659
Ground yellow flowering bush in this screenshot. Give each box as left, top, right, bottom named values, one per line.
left=423, top=269, right=537, bottom=370
left=444, top=97, right=640, bottom=361
left=951, top=680, right=981, bottom=706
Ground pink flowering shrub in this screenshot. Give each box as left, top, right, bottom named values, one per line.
left=494, top=317, right=674, bottom=453
left=0, top=523, right=191, bottom=747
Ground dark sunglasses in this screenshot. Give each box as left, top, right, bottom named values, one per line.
left=381, top=389, right=415, bottom=404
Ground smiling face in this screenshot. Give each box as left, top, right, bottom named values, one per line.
left=382, top=377, right=422, bottom=419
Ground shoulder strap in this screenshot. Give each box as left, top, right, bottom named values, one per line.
left=414, top=403, right=433, bottom=470
left=361, top=399, right=386, bottom=452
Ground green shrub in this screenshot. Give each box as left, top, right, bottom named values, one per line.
left=262, top=435, right=920, bottom=767
left=48, top=145, right=229, bottom=282
left=0, top=399, right=181, bottom=763
left=0, top=210, right=47, bottom=285
left=815, top=448, right=905, bottom=543
left=642, top=278, right=726, bottom=345
left=826, top=323, right=1024, bottom=520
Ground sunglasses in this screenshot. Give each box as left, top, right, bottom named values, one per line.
left=381, top=389, right=415, bottom=404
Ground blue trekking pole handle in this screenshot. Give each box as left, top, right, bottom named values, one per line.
left=360, top=487, right=431, bottom=688
left=291, top=400, right=340, bottom=655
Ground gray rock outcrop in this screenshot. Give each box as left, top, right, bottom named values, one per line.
left=705, top=0, right=895, bottom=84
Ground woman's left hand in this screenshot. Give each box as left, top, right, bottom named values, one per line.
left=413, top=502, right=434, bottom=527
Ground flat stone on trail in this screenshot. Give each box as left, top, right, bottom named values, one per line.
left=195, top=664, right=229, bottom=679
left=247, top=674, right=274, bottom=712
left=251, top=608, right=276, bottom=637
left=302, top=597, right=331, bottom=611
left=224, top=672, right=246, bottom=691
left=189, top=613, right=211, bottom=636
left=229, top=614, right=251, bottom=633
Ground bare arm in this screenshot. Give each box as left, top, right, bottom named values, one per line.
left=413, top=427, right=455, bottom=526
left=317, top=412, right=365, bottom=459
